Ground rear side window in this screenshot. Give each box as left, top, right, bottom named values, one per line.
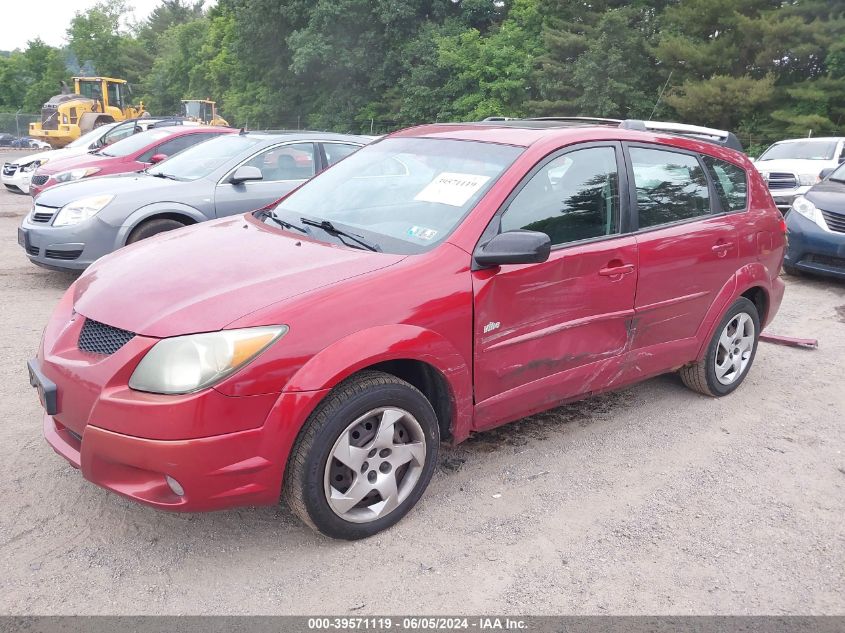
left=323, top=143, right=360, bottom=166
left=630, top=147, right=710, bottom=229
left=138, top=133, right=219, bottom=163
left=702, top=156, right=747, bottom=212
left=500, top=146, right=620, bottom=246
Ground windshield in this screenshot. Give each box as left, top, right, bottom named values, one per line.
left=68, top=123, right=118, bottom=149
left=759, top=140, right=839, bottom=161
left=828, top=162, right=845, bottom=182
left=272, top=137, right=522, bottom=254
left=100, top=128, right=172, bottom=157
left=147, top=134, right=261, bottom=181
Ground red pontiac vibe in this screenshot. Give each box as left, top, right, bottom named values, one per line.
left=29, top=125, right=234, bottom=196
left=29, top=119, right=786, bottom=539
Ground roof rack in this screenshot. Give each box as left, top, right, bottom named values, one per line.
left=479, top=116, right=743, bottom=151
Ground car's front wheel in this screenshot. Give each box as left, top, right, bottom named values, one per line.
left=680, top=297, right=760, bottom=397
left=284, top=371, right=439, bottom=540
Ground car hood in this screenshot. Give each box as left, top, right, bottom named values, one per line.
left=38, top=152, right=125, bottom=176
left=9, top=146, right=87, bottom=166
left=806, top=179, right=845, bottom=213
left=33, top=172, right=181, bottom=207
left=72, top=215, right=405, bottom=338
left=753, top=158, right=836, bottom=177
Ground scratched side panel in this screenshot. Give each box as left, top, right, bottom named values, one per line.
left=471, top=236, right=638, bottom=429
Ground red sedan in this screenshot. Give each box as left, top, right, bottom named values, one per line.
left=30, top=119, right=785, bottom=539
left=29, top=125, right=234, bottom=197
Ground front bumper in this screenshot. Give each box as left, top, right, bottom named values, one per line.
left=1, top=163, right=33, bottom=194
left=32, top=290, right=328, bottom=511
left=44, top=414, right=279, bottom=510
left=18, top=209, right=119, bottom=271
left=784, top=210, right=845, bottom=279
left=768, top=186, right=811, bottom=213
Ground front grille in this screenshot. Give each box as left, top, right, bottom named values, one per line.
left=2, top=163, right=16, bottom=176
left=45, top=249, right=82, bottom=261
left=805, top=254, right=845, bottom=270
left=78, top=319, right=135, bottom=356
left=821, top=209, right=845, bottom=234
left=32, top=211, right=54, bottom=223
left=26, top=244, right=39, bottom=256
left=31, top=175, right=49, bottom=186
left=766, top=172, right=797, bottom=190
left=41, top=106, right=59, bottom=131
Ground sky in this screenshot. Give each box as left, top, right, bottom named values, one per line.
left=0, top=0, right=165, bottom=52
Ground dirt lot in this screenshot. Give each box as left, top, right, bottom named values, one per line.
left=0, top=155, right=843, bottom=615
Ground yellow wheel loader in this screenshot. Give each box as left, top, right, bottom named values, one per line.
left=181, top=100, right=229, bottom=126
left=30, top=77, right=145, bottom=148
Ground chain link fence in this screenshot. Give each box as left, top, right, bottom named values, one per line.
left=0, top=113, right=40, bottom=137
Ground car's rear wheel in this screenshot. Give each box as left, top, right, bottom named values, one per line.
left=126, top=218, right=187, bottom=244
left=284, top=371, right=439, bottom=540
left=680, top=297, right=760, bottom=397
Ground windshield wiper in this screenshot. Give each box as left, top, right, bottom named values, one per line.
left=150, top=172, right=179, bottom=180
left=260, top=210, right=310, bottom=235
left=300, top=218, right=381, bottom=252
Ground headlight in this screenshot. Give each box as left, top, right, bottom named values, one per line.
left=128, top=326, right=288, bottom=394
left=797, top=173, right=819, bottom=186
left=55, top=167, right=101, bottom=183
left=52, top=194, right=114, bottom=227
left=791, top=195, right=827, bottom=229
left=21, top=159, right=46, bottom=173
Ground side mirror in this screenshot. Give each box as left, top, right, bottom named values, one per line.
left=474, top=230, right=551, bottom=268
left=819, top=168, right=835, bottom=180
left=149, top=153, right=168, bottom=164
left=230, top=165, right=263, bottom=184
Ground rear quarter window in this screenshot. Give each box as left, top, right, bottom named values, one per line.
left=702, top=156, right=747, bottom=212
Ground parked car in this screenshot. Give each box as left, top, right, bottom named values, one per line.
left=12, top=136, right=51, bottom=149
left=19, top=131, right=370, bottom=270
left=0, top=133, right=17, bottom=147
left=2, top=118, right=178, bottom=195
left=29, top=125, right=232, bottom=197
left=783, top=162, right=845, bottom=278
left=753, top=137, right=845, bottom=212
left=28, top=120, right=785, bottom=539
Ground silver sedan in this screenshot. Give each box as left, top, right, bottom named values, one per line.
left=18, top=131, right=372, bottom=270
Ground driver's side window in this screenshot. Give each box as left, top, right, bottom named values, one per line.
left=500, top=146, right=620, bottom=246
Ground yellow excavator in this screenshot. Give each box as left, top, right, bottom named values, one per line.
left=30, top=77, right=146, bottom=148
left=181, top=99, right=229, bottom=126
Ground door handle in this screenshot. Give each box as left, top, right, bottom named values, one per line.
left=598, top=263, right=635, bottom=277
left=711, top=242, right=734, bottom=256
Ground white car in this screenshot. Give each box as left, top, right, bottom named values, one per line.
left=1, top=117, right=193, bottom=194
left=2, top=123, right=122, bottom=194
left=753, top=137, right=845, bottom=212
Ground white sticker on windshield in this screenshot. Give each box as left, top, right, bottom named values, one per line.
left=413, top=172, right=491, bottom=207
left=408, top=226, right=438, bottom=241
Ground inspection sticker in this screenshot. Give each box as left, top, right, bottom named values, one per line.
left=414, top=172, right=490, bottom=207
left=408, top=226, right=438, bottom=241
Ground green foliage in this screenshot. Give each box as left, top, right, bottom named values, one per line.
left=0, top=0, right=842, bottom=146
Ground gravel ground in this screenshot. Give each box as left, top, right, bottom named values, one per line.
left=0, top=155, right=843, bottom=615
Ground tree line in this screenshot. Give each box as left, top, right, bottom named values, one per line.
left=1, top=0, right=843, bottom=153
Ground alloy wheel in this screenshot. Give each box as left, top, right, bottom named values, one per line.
left=714, top=312, right=755, bottom=386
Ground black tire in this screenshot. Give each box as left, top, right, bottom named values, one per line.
left=782, top=263, right=801, bottom=277
left=126, top=218, right=187, bottom=244
left=284, top=370, right=440, bottom=540
left=680, top=297, right=760, bottom=397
